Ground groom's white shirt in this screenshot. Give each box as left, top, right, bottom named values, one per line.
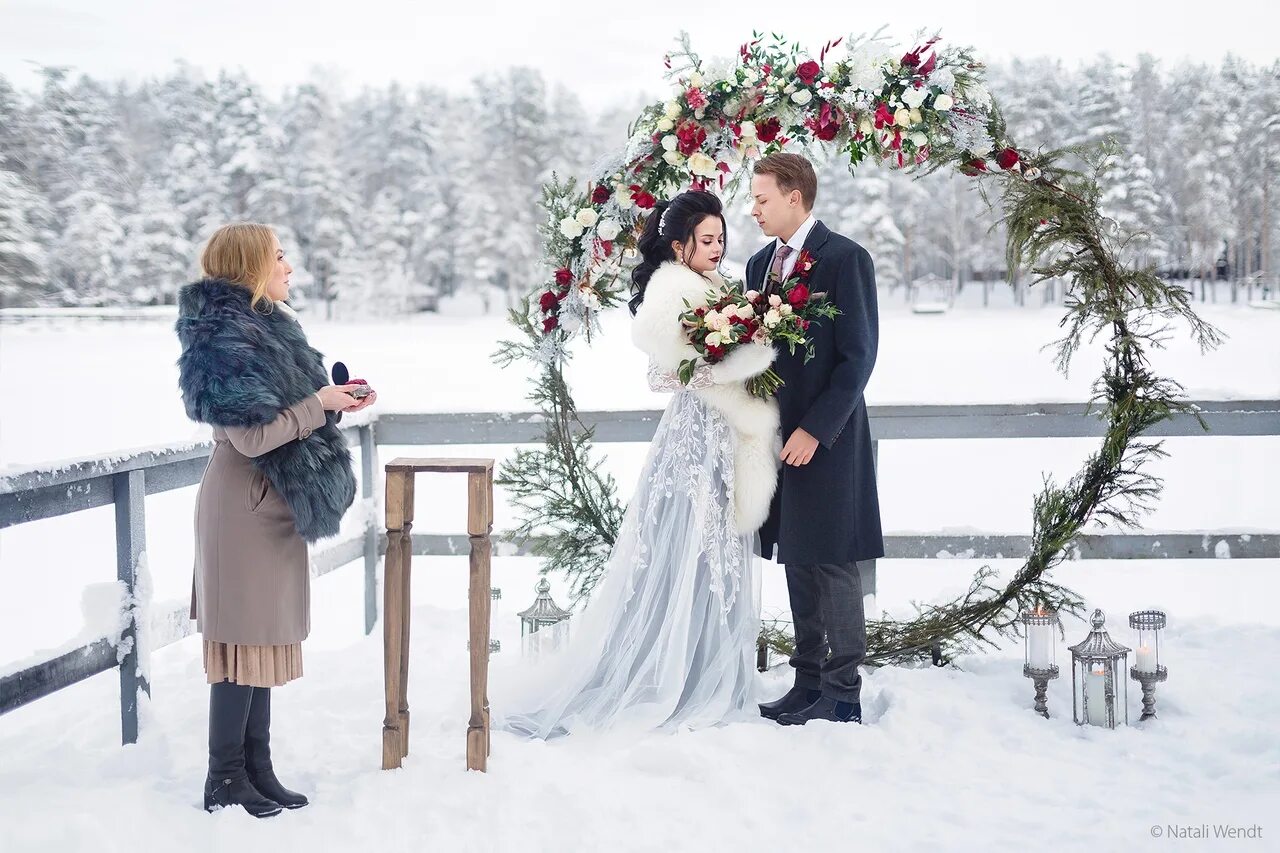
left=767, top=213, right=817, bottom=282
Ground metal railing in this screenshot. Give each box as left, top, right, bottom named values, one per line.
left=2, top=399, right=1277, bottom=742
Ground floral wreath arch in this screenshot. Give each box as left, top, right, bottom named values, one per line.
left=495, top=31, right=1220, bottom=666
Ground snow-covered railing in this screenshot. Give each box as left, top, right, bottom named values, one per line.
left=2, top=399, right=1277, bottom=744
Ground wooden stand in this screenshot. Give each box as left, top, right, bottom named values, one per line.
left=381, top=458, right=494, bottom=772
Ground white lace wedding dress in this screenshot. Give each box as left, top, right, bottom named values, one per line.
left=498, top=364, right=762, bottom=738
left=498, top=263, right=780, bottom=739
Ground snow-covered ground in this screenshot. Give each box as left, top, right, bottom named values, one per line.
left=1, top=303, right=1278, bottom=851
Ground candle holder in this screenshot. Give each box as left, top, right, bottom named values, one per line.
left=1068, top=609, right=1130, bottom=728
left=1021, top=606, right=1059, bottom=718
left=1129, top=610, right=1168, bottom=721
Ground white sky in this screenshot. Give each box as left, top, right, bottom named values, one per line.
left=1, top=0, right=1276, bottom=107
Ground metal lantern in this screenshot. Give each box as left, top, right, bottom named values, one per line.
left=1068, top=609, right=1130, bottom=728
left=518, top=578, right=571, bottom=637
left=1129, top=610, right=1168, bottom=721
left=1021, top=606, right=1060, bottom=718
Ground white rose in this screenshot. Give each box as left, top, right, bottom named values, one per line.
left=703, top=310, right=724, bottom=330
left=694, top=108, right=705, bottom=121
left=859, top=118, right=874, bottom=137
left=745, top=289, right=761, bottom=302
left=901, top=86, right=927, bottom=109
left=576, top=208, right=598, bottom=228
left=740, top=120, right=758, bottom=140
left=778, top=303, right=792, bottom=316
left=688, top=152, right=718, bottom=178
left=910, top=132, right=929, bottom=148
left=909, top=108, right=923, bottom=125
left=559, top=217, right=585, bottom=239
left=721, top=328, right=737, bottom=344
left=664, top=100, right=682, bottom=119
left=894, top=108, right=911, bottom=127
left=721, top=304, right=738, bottom=320
left=768, top=294, right=782, bottom=307
left=657, top=117, right=674, bottom=132
left=763, top=309, right=782, bottom=328
left=933, top=93, right=954, bottom=111
left=614, top=186, right=633, bottom=209
left=689, top=71, right=704, bottom=88
left=705, top=331, right=723, bottom=347
left=663, top=150, right=686, bottom=167
left=596, top=219, right=622, bottom=241
left=741, top=67, right=759, bottom=85
left=662, top=134, right=678, bottom=152
left=791, top=89, right=812, bottom=106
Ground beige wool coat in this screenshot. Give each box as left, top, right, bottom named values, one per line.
left=189, top=395, right=327, bottom=645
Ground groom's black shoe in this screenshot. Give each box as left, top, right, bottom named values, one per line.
left=777, top=697, right=862, bottom=726
left=759, top=686, right=822, bottom=721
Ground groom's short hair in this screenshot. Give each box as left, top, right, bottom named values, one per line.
left=753, top=153, right=817, bottom=211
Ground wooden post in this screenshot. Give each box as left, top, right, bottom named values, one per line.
left=113, top=469, right=150, bottom=745
left=467, top=467, right=494, bottom=770
left=381, top=470, right=409, bottom=769
left=379, top=458, right=494, bottom=773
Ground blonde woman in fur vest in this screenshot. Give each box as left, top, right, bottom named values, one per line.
left=501, top=190, right=780, bottom=738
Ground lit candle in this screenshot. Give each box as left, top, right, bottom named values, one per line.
left=1135, top=644, right=1157, bottom=674
left=1086, top=665, right=1109, bottom=726
left=1028, top=614, right=1053, bottom=670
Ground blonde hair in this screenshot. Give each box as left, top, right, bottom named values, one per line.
left=200, top=223, right=277, bottom=310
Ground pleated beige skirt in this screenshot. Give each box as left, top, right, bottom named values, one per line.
left=204, top=640, right=303, bottom=687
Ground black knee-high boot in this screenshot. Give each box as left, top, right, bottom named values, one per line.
left=244, top=686, right=309, bottom=809
left=204, top=681, right=283, bottom=818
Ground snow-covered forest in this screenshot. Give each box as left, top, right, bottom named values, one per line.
left=1, top=55, right=1277, bottom=313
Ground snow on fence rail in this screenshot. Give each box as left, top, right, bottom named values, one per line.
left=2, top=400, right=1278, bottom=744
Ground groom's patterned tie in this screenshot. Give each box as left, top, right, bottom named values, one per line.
left=765, top=244, right=793, bottom=295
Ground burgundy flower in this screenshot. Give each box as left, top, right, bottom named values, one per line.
left=755, top=117, right=782, bottom=143
left=538, top=291, right=559, bottom=312
left=996, top=148, right=1021, bottom=170
left=631, top=187, right=656, bottom=209
left=796, top=60, right=821, bottom=85
left=675, top=121, right=708, bottom=156
left=591, top=184, right=610, bottom=204
left=787, top=283, right=810, bottom=307
left=706, top=344, right=726, bottom=361
left=555, top=268, right=573, bottom=286
left=542, top=316, right=559, bottom=333
left=874, top=101, right=894, bottom=129
left=805, top=102, right=844, bottom=142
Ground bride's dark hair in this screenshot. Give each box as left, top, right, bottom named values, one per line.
left=629, top=190, right=727, bottom=315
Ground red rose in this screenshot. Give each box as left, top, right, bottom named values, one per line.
left=538, top=291, right=559, bottom=312
left=591, top=185, right=610, bottom=204
left=542, top=316, right=559, bottom=333
left=755, top=117, right=782, bottom=143
left=694, top=306, right=707, bottom=317
left=632, top=189, right=656, bottom=209
left=796, top=60, right=821, bottom=85
left=706, top=344, right=726, bottom=360
left=675, top=121, right=708, bottom=156
left=686, top=87, right=708, bottom=110
left=805, top=102, right=844, bottom=142
left=960, top=158, right=988, bottom=176
left=996, top=148, right=1020, bottom=170
left=555, top=267, right=573, bottom=286
left=787, top=283, right=810, bottom=307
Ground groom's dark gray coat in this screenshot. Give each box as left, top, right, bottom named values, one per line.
left=747, top=220, right=884, bottom=565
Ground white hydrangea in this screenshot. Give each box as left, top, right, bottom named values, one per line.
left=901, top=86, right=927, bottom=109
left=931, top=67, right=956, bottom=92
left=791, top=89, right=813, bottom=106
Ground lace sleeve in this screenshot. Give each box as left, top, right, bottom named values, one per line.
left=648, top=359, right=714, bottom=391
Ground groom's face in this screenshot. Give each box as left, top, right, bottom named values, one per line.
left=750, top=174, right=806, bottom=240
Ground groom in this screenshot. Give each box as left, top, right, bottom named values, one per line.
left=747, top=153, right=884, bottom=726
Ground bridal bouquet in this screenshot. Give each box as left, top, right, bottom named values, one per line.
left=677, top=250, right=839, bottom=398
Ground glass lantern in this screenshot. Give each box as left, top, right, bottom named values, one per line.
left=1129, top=610, right=1168, bottom=720
left=1021, top=606, right=1059, bottom=718
left=518, top=578, right=571, bottom=636
left=1068, top=609, right=1130, bottom=728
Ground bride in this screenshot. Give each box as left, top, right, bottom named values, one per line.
left=500, top=190, right=781, bottom=738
